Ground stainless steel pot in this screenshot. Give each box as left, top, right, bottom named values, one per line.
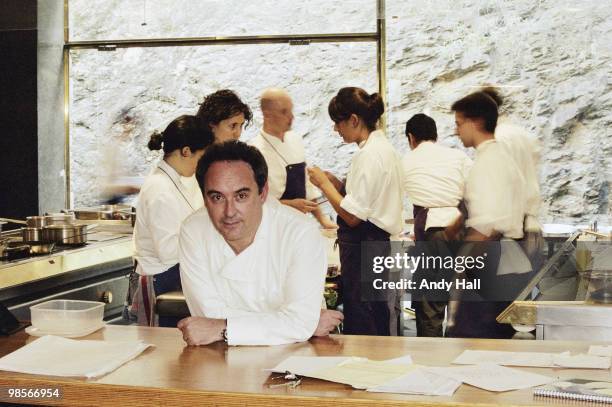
left=22, top=227, right=45, bottom=242
left=70, top=205, right=134, bottom=221
left=0, top=215, right=75, bottom=228
left=26, top=216, right=48, bottom=228
left=43, top=213, right=75, bottom=225
left=42, top=224, right=89, bottom=245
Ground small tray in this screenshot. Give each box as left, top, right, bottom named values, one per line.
left=25, top=321, right=105, bottom=338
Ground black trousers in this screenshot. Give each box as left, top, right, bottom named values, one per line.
left=411, top=227, right=459, bottom=337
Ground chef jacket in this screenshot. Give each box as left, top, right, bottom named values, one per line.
left=402, top=141, right=472, bottom=230
left=133, top=160, right=203, bottom=276
left=340, top=130, right=404, bottom=236
left=464, top=139, right=527, bottom=239
left=495, top=120, right=542, bottom=232
left=248, top=130, right=320, bottom=200
left=179, top=198, right=327, bottom=346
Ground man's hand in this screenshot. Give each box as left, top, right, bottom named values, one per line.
left=177, top=316, right=227, bottom=346
left=281, top=198, right=318, bottom=213
left=313, top=309, right=344, bottom=337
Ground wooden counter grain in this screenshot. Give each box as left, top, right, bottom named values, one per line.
left=0, top=325, right=611, bottom=406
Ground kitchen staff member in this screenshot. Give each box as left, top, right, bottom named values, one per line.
left=196, top=89, right=252, bottom=143
left=446, top=89, right=531, bottom=339
left=491, top=92, right=543, bottom=271
left=308, top=87, right=404, bottom=336
left=178, top=141, right=343, bottom=346
left=129, top=115, right=213, bottom=327
left=249, top=88, right=336, bottom=229
left=402, top=113, right=472, bottom=337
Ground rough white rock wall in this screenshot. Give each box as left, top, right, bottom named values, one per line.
left=385, top=0, right=611, bottom=222
left=69, top=0, right=611, bottom=223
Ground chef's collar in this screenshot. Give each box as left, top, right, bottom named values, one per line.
left=158, top=159, right=181, bottom=183
left=358, top=129, right=384, bottom=149
left=261, top=129, right=286, bottom=144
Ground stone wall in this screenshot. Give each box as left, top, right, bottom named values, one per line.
left=68, top=0, right=611, bottom=223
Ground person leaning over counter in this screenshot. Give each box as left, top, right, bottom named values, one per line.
left=249, top=88, right=337, bottom=229
left=129, top=115, right=213, bottom=327
left=196, top=89, right=252, bottom=143
left=308, top=87, right=404, bottom=336
left=178, top=141, right=343, bottom=346
left=402, top=113, right=472, bottom=337
left=446, top=88, right=532, bottom=339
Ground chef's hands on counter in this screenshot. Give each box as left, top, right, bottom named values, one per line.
left=177, top=310, right=343, bottom=345
left=178, top=316, right=227, bottom=346
left=313, top=309, right=344, bottom=337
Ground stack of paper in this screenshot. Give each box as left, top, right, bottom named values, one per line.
left=0, top=335, right=152, bottom=378
left=269, top=355, right=460, bottom=396
left=310, top=359, right=415, bottom=389
left=268, top=354, right=562, bottom=396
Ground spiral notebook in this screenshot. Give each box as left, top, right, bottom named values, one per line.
left=534, top=378, right=612, bottom=404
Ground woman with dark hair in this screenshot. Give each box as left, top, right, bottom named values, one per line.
left=129, top=115, right=213, bottom=327
left=308, top=87, right=404, bottom=336
left=447, top=87, right=531, bottom=339
left=196, top=89, right=253, bottom=143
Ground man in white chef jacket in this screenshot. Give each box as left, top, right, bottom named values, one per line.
left=249, top=88, right=336, bottom=229
left=178, top=141, right=343, bottom=346
left=402, top=113, right=472, bottom=337
left=446, top=89, right=531, bottom=339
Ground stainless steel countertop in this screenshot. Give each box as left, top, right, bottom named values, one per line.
left=0, top=231, right=132, bottom=290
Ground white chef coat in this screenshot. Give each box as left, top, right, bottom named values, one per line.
left=340, top=130, right=404, bottom=236
left=249, top=130, right=320, bottom=200
left=464, top=139, right=526, bottom=239
left=179, top=198, right=327, bottom=346
left=402, top=141, right=472, bottom=230
left=133, top=160, right=203, bottom=276
left=495, top=120, right=542, bottom=232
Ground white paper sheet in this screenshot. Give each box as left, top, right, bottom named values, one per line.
left=552, top=353, right=611, bottom=369
left=426, top=363, right=554, bottom=392
left=309, top=359, right=415, bottom=389
left=589, top=345, right=612, bottom=357
left=368, top=367, right=461, bottom=396
left=453, top=350, right=611, bottom=369
left=453, top=350, right=554, bottom=367
left=0, top=335, right=152, bottom=378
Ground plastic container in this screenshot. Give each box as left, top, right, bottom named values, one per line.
left=30, top=300, right=104, bottom=336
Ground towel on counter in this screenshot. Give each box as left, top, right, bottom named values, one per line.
left=0, top=335, right=153, bottom=378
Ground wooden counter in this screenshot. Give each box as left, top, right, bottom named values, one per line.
left=0, top=326, right=611, bottom=406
